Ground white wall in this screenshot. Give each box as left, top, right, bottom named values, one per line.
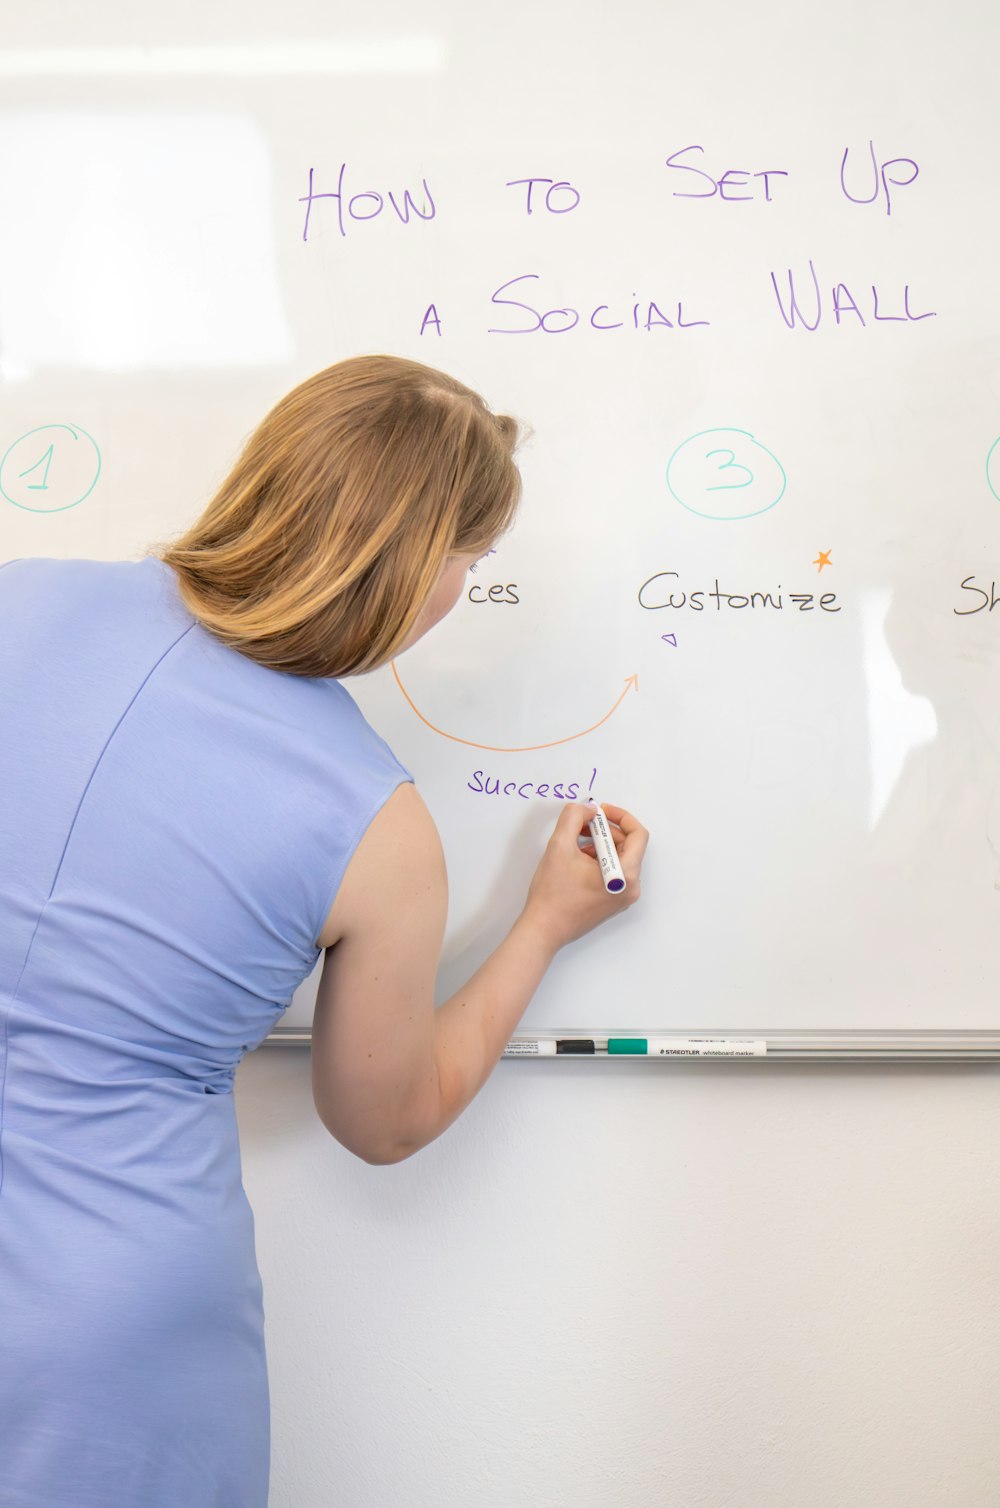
left=238, top=1054, right=1000, bottom=1507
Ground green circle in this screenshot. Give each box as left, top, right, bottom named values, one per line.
left=987, top=436, right=1000, bottom=504
left=0, top=423, right=102, bottom=514
left=666, top=427, right=787, bottom=521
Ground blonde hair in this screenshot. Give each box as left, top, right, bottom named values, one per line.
left=155, top=356, right=522, bottom=677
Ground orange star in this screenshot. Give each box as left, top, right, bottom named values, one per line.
left=813, top=549, right=832, bottom=572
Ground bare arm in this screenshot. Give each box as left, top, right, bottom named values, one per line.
left=311, top=784, right=648, bottom=1164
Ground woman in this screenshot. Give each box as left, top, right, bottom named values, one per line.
left=0, top=355, right=647, bottom=1505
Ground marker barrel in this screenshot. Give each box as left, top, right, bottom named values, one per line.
left=503, top=1039, right=557, bottom=1057
left=607, top=1038, right=767, bottom=1058
left=586, top=803, right=627, bottom=894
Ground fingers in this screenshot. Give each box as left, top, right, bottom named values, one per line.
left=552, top=800, right=649, bottom=884
left=597, top=802, right=650, bottom=863
left=551, top=798, right=598, bottom=851
left=565, top=800, right=650, bottom=890
left=598, top=801, right=644, bottom=834
left=525, top=799, right=649, bottom=949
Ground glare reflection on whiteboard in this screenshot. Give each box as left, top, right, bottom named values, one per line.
left=0, top=41, right=445, bottom=77
left=0, top=113, right=292, bottom=376
left=862, top=588, right=937, bottom=830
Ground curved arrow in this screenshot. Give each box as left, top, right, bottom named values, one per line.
left=390, top=664, right=638, bottom=753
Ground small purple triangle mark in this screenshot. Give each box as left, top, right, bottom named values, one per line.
left=661, top=633, right=677, bottom=647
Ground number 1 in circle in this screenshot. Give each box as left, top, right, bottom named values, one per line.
left=19, top=443, right=54, bottom=492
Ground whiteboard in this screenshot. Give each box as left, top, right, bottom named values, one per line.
left=3, top=0, right=999, bottom=1032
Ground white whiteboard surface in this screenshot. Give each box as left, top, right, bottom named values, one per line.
left=3, top=0, right=1000, bottom=1032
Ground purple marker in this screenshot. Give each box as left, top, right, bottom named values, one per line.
left=584, top=800, right=627, bottom=894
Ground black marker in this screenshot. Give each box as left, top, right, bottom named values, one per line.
left=503, top=1038, right=596, bottom=1056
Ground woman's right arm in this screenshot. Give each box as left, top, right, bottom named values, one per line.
left=310, top=784, right=648, bottom=1164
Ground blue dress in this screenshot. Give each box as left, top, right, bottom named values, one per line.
left=0, top=556, right=410, bottom=1506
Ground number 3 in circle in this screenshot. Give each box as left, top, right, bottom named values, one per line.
left=666, top=428, right=786, bottom=521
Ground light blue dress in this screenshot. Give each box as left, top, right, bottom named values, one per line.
left=0, top=556, right=410, bottom=1506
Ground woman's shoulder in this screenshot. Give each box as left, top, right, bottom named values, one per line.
left=0, top=555, right=191, bottom=629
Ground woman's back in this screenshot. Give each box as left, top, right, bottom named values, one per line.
left=0, top=555, right=408, bottom=1506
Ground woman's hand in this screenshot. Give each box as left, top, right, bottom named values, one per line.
left=312, top=789, right=649, bottom=1162
left=519, top=800, right=649, bottom=953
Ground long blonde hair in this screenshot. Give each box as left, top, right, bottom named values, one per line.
left=156, top=356, right=522, bottom=677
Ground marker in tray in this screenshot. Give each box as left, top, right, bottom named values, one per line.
left=503, top=1038, right=767, bottom=1057
left=607, top=1038, right=767, bottom=1057
left=502, top=1038, right=596, bottom=1057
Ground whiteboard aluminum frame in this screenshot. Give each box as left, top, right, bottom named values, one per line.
left=263, top=1028, right=1000, bottom=1060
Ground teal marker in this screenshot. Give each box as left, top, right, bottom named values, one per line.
left=607, top=1037, right=767, bottom=1057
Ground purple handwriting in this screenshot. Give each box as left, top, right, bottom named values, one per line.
left=840, top=141, right=919, bottom=217
left=505, top=177, right=581, bottom=215
left=420, top=304, right=443, bottom=336
left=467, top=767, right=598, bottom=800
left=300, top=164, right=436, bottom=241
left=421, top=266, right=934, bottom=339
left=665, top=145, right=788, bottom=203
left=299, top=141, right=923, bottom=246
left=663, top=141, right=921, bottom=216
left=638, top=572, right=841, bottom=613
left=770, top=259, right=936, bottom=330
left=487, top=273, right=709, bottom=334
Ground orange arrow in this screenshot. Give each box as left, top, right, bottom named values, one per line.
left=391, top=664, right=639, bottom=753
